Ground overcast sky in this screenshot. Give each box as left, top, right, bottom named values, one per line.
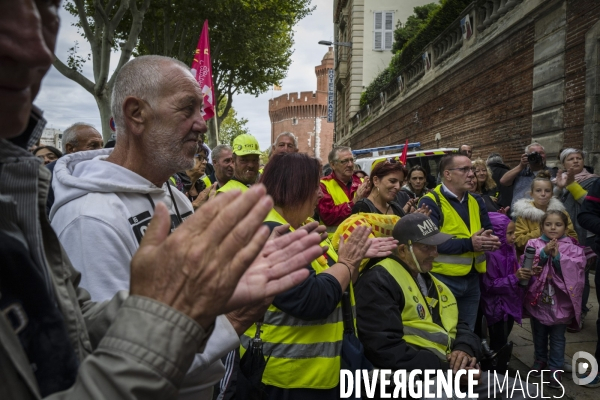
left=35, top=1, right=333, bottom=151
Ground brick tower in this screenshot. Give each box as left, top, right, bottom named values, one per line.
left=268, top=47, right=334, bottom=160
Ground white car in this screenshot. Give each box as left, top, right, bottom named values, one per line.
left=353, top=145, right=458, bottom=189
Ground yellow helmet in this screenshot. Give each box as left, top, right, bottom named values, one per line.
left=232, top=134, right=262, bottom=156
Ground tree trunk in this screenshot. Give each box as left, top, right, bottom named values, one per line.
left=95, top=94, right=113, bottom=143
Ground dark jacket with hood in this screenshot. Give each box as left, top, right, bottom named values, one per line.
left=488, top=161, right=513, bottom=208
left=0, top=109, right=210, bottom=399
left=479, top=212, right=525, bottom=326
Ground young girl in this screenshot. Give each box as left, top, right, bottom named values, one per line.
left=512, top=170, right=578, bottom=253
left=522, top=210, right=586, bottom=388
left=480, top=213, right=529, bottom=360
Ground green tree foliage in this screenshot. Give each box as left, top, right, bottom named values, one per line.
left=56, top=0, right=151, bottom=142
left=218, top=96, right=250, bottom=146
left=392, top=3, right=440, bottom=53
left=60, top=0, right=312, bottom=145
left=130, top=0, right=313, bottom=129
left=360, top=0, right=472, bottom=107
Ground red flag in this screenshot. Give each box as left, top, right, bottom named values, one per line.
left=191, top=21, right=215, bottom=120
left=400, top=139, right=409, bottom=165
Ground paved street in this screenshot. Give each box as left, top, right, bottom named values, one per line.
left=507, top=272, right=598, bottom=399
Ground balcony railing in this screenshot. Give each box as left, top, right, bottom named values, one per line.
left=478, top=0, right=523, bottom=32
left=346, top=0, right=526, bottom=134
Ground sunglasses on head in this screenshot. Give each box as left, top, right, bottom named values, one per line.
left=371, top=156, right=404, bottom=170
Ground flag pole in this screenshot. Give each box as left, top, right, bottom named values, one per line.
left=212, top=116, right=219, bottom=146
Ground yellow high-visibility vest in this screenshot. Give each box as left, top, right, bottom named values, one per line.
left=216, top=179, right=249, bottom=194
left=377, top=257, right=458, bottom=359
left=201, top=175, right=211, bottom=188
left=240, top=208, right=356, bottom=389
left=320, top=178, right=352, bottom=238
left=422, top=185, right=486, bottom=275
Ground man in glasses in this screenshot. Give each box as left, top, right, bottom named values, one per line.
left=318, top=146, right=369, bottom=236
left=418, top=154, right=500, bottom=331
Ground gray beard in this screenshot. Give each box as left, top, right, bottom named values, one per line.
left=147, top=127, right=196, bottom=174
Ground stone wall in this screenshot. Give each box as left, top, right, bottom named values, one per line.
left=337, top=0, right=600, bottom=171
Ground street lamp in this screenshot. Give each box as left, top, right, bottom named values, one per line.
left=318, top=40, right=352, bottom=48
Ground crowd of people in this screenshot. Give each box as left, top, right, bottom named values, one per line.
left=2, top=1, right=600, bottom=399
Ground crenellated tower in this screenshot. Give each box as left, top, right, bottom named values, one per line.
left=268, top=48, right=334, bottom=160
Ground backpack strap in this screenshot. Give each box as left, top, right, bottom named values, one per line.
left=356, top=198, right=379, bottom=214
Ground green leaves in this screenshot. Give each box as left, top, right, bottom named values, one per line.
left=218, top=96, right=250, bottom=146
left=131, top=0, right=313, bottom=121
left=393, top=3, right=440, bottom=53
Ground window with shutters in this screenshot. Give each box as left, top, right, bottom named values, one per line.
left=373, top=11, right=394, bottom=51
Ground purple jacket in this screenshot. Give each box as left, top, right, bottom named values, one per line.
left=523, top=237, right=585, bottom=325
left=480, top=213, right=525, bottom=325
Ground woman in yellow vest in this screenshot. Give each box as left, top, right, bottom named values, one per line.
left=241, top=152, right=392, bottom=399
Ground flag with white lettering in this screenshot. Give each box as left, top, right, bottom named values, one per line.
left=191, top=20, right=215, bottom=120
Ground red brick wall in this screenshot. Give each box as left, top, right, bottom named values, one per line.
left=343, top=0, right=596, bottom=167
left=269, top=92, right=334, bottom=159
left=270, top=116, right=334, bottom=159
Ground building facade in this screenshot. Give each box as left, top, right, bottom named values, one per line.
left=268, top=49, right=334, bottom=160
left=333, top=0, right=434, bottom=141
left=335, top=0, right=600, bottom=173
left=40, top=128, right=63, bottom=150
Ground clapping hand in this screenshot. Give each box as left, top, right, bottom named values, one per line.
left=414, top=203, right=431, bottom=217
left=403, top=198, right=417, bottom=214
left=497, top=206, right=510, bottom=216
left=544, top=238, right=558, bottom=257
left=192, top=182, right=217, bottom=210
left=354, top=178, right=370, bottom=200
left=364, top=236, right=398, bottom=258
left=471, top=229, right=501, bottom=252
left=131, top=185, right=325, bottom=330
left=555, top=168, right=576, bottom=189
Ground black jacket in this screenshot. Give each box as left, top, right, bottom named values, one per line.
left=487, top=161, right=513, bottom=208
left=355, top=256, right=482, bottom=371
left=578, top=179, right=600, bottom=248
left=351, top=197, right=405, bottom=217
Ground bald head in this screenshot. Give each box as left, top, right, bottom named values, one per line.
left=62, top=123, right=103, bottom=154
left=111, top=55, right=191, bottom=134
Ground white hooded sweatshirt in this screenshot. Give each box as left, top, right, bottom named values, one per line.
left=50, top=148, right=238, bottom=399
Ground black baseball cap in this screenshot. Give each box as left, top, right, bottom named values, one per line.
left=392, top=213, right=453, bottom=246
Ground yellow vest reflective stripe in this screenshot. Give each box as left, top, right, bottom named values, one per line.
left=320, top=178, right=351, bottom=205
left=377, top=258, right=458, bottom=359
left=216, top=179, right=249, bottom=194
left=240, top=208, right=355, bottom=389
left=320, top=178, right=351, bottom=238
left=424, top=186, right=486, bottom=275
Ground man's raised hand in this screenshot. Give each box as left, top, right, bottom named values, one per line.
left=131, top=185, right=280, bottom=330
